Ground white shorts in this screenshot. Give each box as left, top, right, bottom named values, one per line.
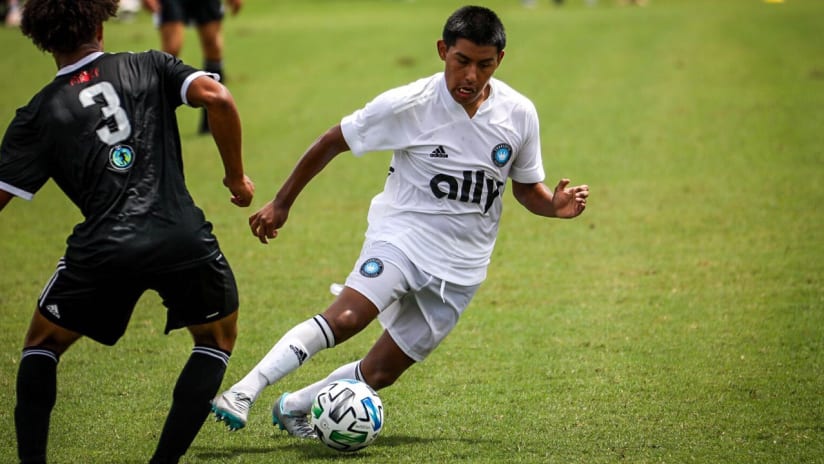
left=344, top=241, right=479, bottom=362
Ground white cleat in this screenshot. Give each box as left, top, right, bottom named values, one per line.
left=211, top=390, right=253, bottom=431
left=272, top=393, right=317, bottom=439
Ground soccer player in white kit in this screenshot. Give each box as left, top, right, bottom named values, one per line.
left=211, top=5, right=590, bottom=436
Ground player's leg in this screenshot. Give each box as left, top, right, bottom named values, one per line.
left=359, top=329, right=416, bottom=388
left=158, top=22, right=186, bottom=56
left=279, top=274, right=478, bottom=440
left=278, top=263, right=480, bottom=436
left=155, top=0, right=187, bottom=56
left=16, top=260, right=138, bottom=464
left=193, top=0, right=225, bottom=133
left=194, top=20, right=223, bottom=134
left=16, top=311, right=82, bottom=464
left=149, top=314, right=237, bottom=464
left=149, top=254, right=239, bottom=463
left=212, top=287, right=376, bottom=429
left=211, top=243, right=409, bottom=432
left=266, top=244, right=416, bottom=437
left=281, top=329, right=414, bottom=416
left=196, top=20, right=223, bottom=63
left=212, top=243, right=408, bottom=431
left=266, top=287, right=391, bottom=438
left=279, top=281, right=407, bottom=411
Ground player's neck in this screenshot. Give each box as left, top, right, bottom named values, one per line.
left=462, top=84, right=490, bottom=118
left=54, top=43, right=103, bottom=71
left=54, top=25, right=104, bottom=71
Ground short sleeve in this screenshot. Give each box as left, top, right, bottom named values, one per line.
left=149, top=51, right=205, bottom=108
left=0, top=106, right=50, bottom=200
left=509, top=102, right=545, bottom=184
left=340, top=88, right=411, bottom=157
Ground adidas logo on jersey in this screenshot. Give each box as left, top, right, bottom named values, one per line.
left=46, top=304, right=60, bottom=319
left=429, top=145, right=448, bottom=158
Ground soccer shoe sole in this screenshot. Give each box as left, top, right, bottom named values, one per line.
left=211, top=402, right=246, bottom=431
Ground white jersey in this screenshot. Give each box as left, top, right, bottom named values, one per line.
left=340, top=72, right=545, bottom=285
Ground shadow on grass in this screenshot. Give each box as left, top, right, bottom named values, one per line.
left=191, top=433, right=496, bottom=460
left=192, top=444, right=281, bottom=460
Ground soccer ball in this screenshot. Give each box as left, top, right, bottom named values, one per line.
left=310, top=379, right=384, bottom=452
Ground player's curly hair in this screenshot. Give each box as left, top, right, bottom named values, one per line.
left=20, top=0, right=119, bottom=54
left=442, top=5, right=506, bottom=52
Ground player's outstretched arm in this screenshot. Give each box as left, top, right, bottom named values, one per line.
left=512, top=178, right=589, bottom=219
left=248, top=124, right=350, bottom=244
left=186, top=75, right=254, bottom=207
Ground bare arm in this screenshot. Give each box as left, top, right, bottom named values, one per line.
left=248, top=124, right=350, bottom=244
left=186, top=75, right=254, bottom=207
left=0, top=189, right=13, bottom=212
left=512, top=178, right=589, bottom=218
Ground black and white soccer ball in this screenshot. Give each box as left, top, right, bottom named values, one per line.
left=310, top=379, right=384, bottom=452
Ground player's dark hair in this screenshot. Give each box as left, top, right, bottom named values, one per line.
left=442, top=5, right=506, bottom=52
left=20, top=0, right=118, bottom=54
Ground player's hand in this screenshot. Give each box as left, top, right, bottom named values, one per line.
left=249, top=200, right=289, bottom=244
left=224, top=175, right=255, bottom=207
left=227, top=0, right=243, bottom=15
left=552, top=178, right=589, bottom=218
left=142, top=0, right=160, bottom=13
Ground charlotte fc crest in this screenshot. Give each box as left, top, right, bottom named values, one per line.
left=360, top=258, right=384, bottom=278
left=491, top=143, right=512, bottom=167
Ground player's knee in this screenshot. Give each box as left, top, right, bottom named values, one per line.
left=325, top=308, right=371, bottom=342
left=215, top=326, right=237, bottom=350
left=23, top=313, right=81, bottom=355
left=190, top=316, right=237, bottom=351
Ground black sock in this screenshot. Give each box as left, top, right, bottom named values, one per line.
left=199, top=60, right=224, bottom=134
left=204, top=60, right=224, bottom=83
left=15, top=348, right=59, bottom=464
left=149, top=346, right=230, bottom=464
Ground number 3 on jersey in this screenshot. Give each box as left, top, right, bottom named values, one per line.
left=78, top=81, right=132, bottom=145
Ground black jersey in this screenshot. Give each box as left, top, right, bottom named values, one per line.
left=0, top=51, right=220, bottom=272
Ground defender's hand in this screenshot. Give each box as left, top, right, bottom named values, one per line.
left=249, top=200, right=289, bottom=244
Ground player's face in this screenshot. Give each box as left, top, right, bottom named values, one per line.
left=438, top=38, right=504, bottom=115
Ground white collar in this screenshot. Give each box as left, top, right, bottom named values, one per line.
left=56, top=52, right=105, bottom=77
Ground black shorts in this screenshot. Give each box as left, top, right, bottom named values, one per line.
left=158, top=0, right=223, bottom=25
left=37, top=253, right=239, bottom=346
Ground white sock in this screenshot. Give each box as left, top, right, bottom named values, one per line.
left=283, top=360, right=364, bottom=414
left=231, top=315, right=334, bottom=401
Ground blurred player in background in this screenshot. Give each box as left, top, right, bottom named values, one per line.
left=117, top=0, right=141, bottom=22
left=3, top=0, right=21, bottom=26
left=210, top=5, right=589, bottom=438
left=143, top=0, right=243, bottom=134
left=0, top=0, right=254, bottom=462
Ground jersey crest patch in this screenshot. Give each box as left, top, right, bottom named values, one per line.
left=360, top=258, right=384, bottom=278
left=108, top=145, right=135, bottom=172
left=491, top=143, right=512, bottom=167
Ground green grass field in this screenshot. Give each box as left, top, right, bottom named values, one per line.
left=1, top=0, right=822, bottom=462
